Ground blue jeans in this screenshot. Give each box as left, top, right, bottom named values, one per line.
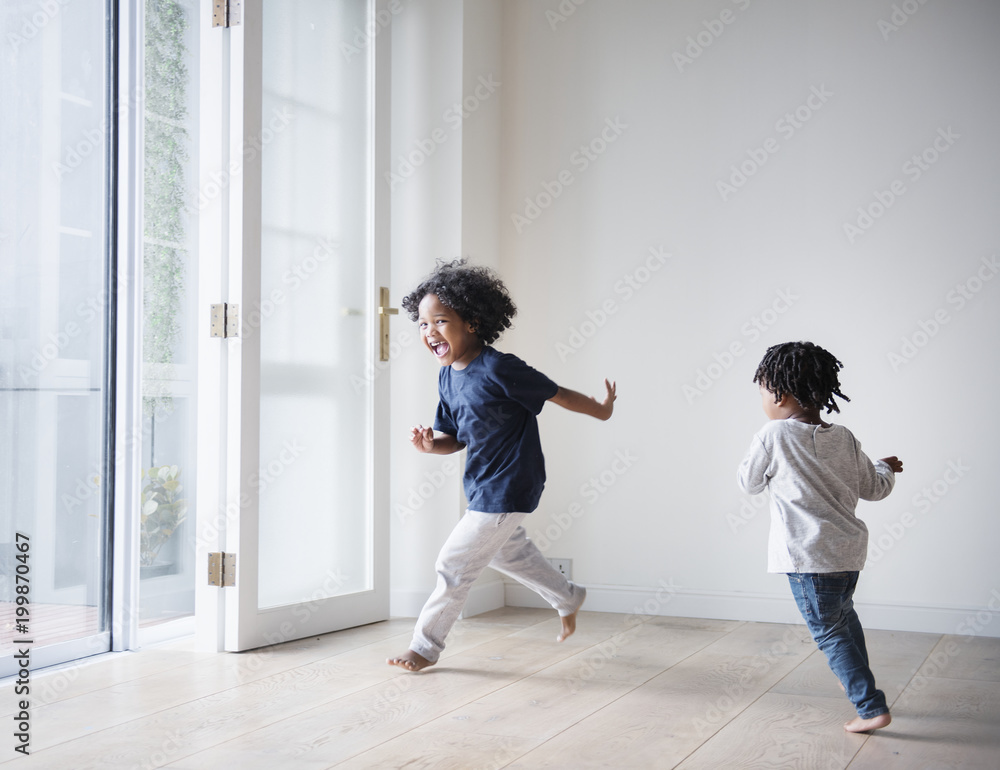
left=787, top=572, right=888, bottom=718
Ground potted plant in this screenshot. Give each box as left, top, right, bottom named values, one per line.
left=139, top=465, right=188, bottom=578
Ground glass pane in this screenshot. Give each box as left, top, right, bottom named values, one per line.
left=0, top=1, right=110, bottom=671
left=258, top=0, right=371, bottom=608
left=139, top=0, right=200, bottom=627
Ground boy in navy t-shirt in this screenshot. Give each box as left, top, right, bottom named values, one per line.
left=388, top=260, right=616, bottom=672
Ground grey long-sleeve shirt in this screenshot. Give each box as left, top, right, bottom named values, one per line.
left=737, top=419, right=896, bottom=573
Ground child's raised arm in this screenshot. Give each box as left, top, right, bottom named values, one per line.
left=548, top=379, right=616, bottom=421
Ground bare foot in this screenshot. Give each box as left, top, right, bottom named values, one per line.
left=386, top=650, right=434, bottom=672
left=844, top=712, right=891, bottom=733
left=557, top=609, right=579, bottom=643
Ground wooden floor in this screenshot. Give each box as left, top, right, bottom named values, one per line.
left=1, top=607, right=998, bottom=768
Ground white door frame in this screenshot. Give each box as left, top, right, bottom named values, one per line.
left=110, top=0, right=145, bottom=654
left=194, top=0, right=392, bottom=653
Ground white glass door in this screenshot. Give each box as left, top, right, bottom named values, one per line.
left=0, top=1, right=112, bottom=676
left=203, top=0, right=391, bottom=652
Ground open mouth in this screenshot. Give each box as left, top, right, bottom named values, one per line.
left=430, top=340, right=450, bottom=358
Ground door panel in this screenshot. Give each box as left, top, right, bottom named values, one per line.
left=0, top=0, right=111, bottom=676
left=258, top=0, right=372, bottom=605
left=215, top=0, right=390, bottom=651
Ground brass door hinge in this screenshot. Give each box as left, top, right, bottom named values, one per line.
left=377, top=287, right=399, bottom=362
left=210, top=303, right=239, bottom=338
left=212, top=0, right=242, bottom=27
left=208, top=552, right=236, bottom=587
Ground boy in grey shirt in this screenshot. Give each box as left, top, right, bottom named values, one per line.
left=738, top=341, right=903, bottom=733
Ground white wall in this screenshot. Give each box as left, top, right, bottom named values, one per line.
left=500, top=0, right=1000, bottom=636
left=390, top=1, right=1000, bottom=637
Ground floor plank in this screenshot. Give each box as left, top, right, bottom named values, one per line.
left=911, top=634, right=1000, bottom=682
left=675, top=692, right=867, bottom=770
left=848, top=677, right=1000, bottom=770
left=506, top=624, right=817, bottom=768
left=0, top=610, right=996, bottom=769
left=0, top=615, right=535, bottom=769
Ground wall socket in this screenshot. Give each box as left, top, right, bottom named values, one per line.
left=547, top=558, right=572, bottom=579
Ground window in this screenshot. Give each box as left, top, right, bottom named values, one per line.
left=1, top=0, right=112, bottom=673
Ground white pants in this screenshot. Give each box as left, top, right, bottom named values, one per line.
left=410, top=510, right=586, bottom=663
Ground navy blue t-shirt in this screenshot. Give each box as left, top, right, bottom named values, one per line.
left=434, top=347, right=559, bottom=513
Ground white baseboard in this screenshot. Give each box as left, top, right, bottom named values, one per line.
left=503, top=581, right=1000, bottom=638
left=462, top=578, right=506, bottom=618
left=389, top=588, right=428, bottom=619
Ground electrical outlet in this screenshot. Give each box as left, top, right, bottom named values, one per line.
left=548, top=558, right=572, bottom=580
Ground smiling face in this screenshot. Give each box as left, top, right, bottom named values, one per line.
left=417, top=293, right=483, bottom=369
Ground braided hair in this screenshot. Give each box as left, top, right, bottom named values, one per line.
left=752, top=341, right=850, bottom=414
left=401, top=259, right=517, bottom=345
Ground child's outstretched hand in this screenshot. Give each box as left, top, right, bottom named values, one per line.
left=549, top=379, right=618, bottom=420
left=410, top=425, right=435, bottom=453
left=880, top=456, right=903, bottom=473
left=598, top=379, right=617, bottom=420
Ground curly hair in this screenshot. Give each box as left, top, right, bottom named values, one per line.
left=401, top=259, right=516, bottom=345
left=752, top=341, right=851, bottom=414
